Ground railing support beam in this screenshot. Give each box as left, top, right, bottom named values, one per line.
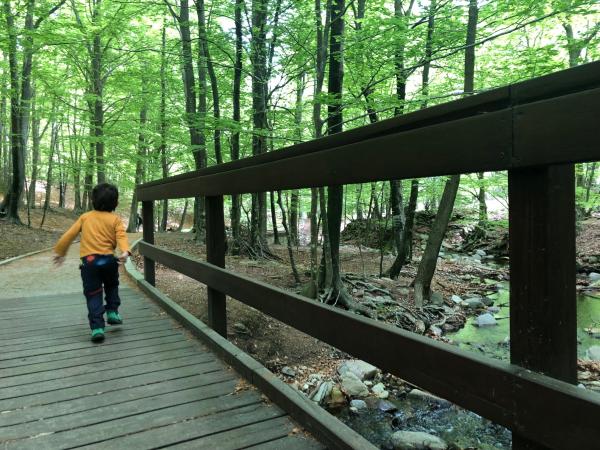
left=142, top=200, right=155, bottom=286
left=206, top=195, right=227, bottom=337
left=509, top=164, right=577, bottom=449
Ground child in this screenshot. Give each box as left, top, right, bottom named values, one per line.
left=53, top=183, right=131, bottom=342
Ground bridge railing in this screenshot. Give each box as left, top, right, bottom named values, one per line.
left=136, top=61, right=600, bottom=450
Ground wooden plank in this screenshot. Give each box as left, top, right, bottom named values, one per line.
left=247, top=435, right=327, bottom=450
left=509, top=165, right=577, bottom=450
left=0, top=318, right=176, bottom=349
left=75, top=401, right=284, bottom=450
left=0, top=329, right=181, bottom=362
left=0, top=369, right=235, bottom=427
left=137, top=110, right=512, bottom=199
left=0, top=339, right=197, bottom=379
left=167, top=415, right=294, bottom=449
left=0, top=310, right=163, bottom=335
left=1, top=347, right=199, bottom=389
left=0, top=321, right=175, bottom=353
left=206, top=195, right=227, bottom=337
left=0, top=334, right=188, bottom=370
left=7, top=392, right=264, bottom=449
left=142, top=200, right=155, bottom=285
left=138, top=242, right=600, bottom=450
left=0, top=354, right=216, bottom=401
left=0, top=360, right=224, bottom=412
left=1, top=379, right=238, bottom=441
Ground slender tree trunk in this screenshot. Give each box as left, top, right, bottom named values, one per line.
left=250, top=0, right=269, bottom=253
left=127, top=80, right=148, bottom=233
left=388, top=179, right=418, bottom=278
left=270, top=191, right=280, bottom=244
left=160, top=26, right=169, bottom=231
left=277, top=191, right=300, bottom=283
left=477, top=171, right=487, bottom=224
left=42, top=121, right=58, bottom=213
left=178, top=199, right=189, bottom=231
left=413, top=0, right=476, bottom=306
left=229, top=0, right=243, bottom=250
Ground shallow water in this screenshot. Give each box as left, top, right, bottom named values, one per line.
left=448, top=282, right=600, bottom=360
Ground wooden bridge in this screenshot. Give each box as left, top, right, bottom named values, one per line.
left=2, top=61, right=600, bottom=449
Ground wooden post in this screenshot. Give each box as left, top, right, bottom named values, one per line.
left=142, top=200, right=155, bottom=286
left=508, top=164, right=576, bottom=449
left=206, top=195, right=227, bottom=337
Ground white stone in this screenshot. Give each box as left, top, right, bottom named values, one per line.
left=589, top=272, right=600, bottom=282
left=407, top=389, right=450, bottom=407
left=340, top=372, right=369, bottom=397
left=337, top=360, right=379, bottom=381
left=390, top=431, right=447, bottom=450
left=474, top=313, right=497, bottom=327
left=350, top=399, right=367, bottom=409
left=372, top=382, right=389, bottom=399
left=451, top=295, right=463, bottom=304
left=586, top=345, right=600, bottom=361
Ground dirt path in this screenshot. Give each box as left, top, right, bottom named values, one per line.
left=0, top=233, right=141, bottom=300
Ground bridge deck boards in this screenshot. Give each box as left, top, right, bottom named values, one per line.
left=0, top=288, right=325, bottom=450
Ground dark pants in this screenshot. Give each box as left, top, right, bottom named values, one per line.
left=80, top=254, right=121, bottom=330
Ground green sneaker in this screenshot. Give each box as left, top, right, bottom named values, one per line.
left=91, top=328, right=105, bottom=342
left=106, top=311, right=123, bottom=325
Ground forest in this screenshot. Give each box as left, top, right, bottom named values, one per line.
left=1, top=0, right=599, bottom=448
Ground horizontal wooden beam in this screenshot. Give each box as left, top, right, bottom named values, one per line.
left=138, top=242, right=600, bottom=450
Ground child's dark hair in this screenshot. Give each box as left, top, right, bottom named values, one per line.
left=92, top=183, right=119, bottom=212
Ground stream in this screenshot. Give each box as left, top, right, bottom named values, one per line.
left=336, top=264, right=600, bottom=449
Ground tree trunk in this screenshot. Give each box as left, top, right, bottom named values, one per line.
left=127, top=79, right=147, bottom=233
left=160, top=26, right=169, bottom=231
left=28, top=95, right=42, bottom=208
left=477, top=171, right=487, bottom=224
left=43, top=121, right=59, bottom=213
left=250, top=0, right=269, bottom=254
left=270, top=191, right=280, bottom=244
left=229, top=0, right=243, bottom=250
left=197, top=0, right=222, bottom=165
left=413, top=0, right=477, bottom=305
left=178, top=199, right=189, bottom=231
left=277, top=191, right=300, bottom=283
left=388, top=179, right=418, bottom=278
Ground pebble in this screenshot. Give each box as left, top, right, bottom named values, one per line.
left=474, top=313, right=497, bottom=327
left=372, top=382, right=389, bottom=399
left=390, top=430, right=448, bottom=450
left=451, top=295, right=463, bottom=304
left=586, top=345, right=600, bottom=361
left=338, top=359, right=379, bottom=381
left=281, top=366, right=296, bottom=377
left=233, top=322, right=251, bottom=335
left=377, top=399, right=397, bottom=413
left=350, top=399, right=367, bottom=409
left=341, top=372, right=369, bottom=397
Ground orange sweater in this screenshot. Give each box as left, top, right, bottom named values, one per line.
left=54, top=210, right=130, bottom=257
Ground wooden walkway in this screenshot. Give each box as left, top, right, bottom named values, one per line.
left=0, top=286, right=325, bottom=449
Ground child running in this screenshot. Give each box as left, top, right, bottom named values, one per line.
left=53, top=183, right=131, bottom=342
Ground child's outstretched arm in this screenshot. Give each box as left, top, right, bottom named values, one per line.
left=53, top=217, right=83, bottom=266
left=115, top=216, right=131, bottom=263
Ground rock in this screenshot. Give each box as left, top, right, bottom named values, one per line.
left=487, top=306, right=500, bottom=313
left=310, top=381, right=333, bottom=404
left=341, top=372, right=369, bottom=397
left=481, top=296, right=495, bottom=307
left=407, top=389, right=450, bottom=407
left=372, top=382, right=389, bottom=399
left=338, top=360, right=379, bottom=381
left=472, top=253, right=482, bottom=261
left=451, top=295, right=463, bottom=305
left=307, top=373, right=324, bottom=384
left=327, top=386, right=346, bottom=408
left=233, top=322, right=251, bottom=335
left=390, top=431, right=447, bottom=450
left=281, top=366, right=296, bottom=377
left=475, top=249, right=486, bottom=257
left=377, top=399, right=397, bottom=413
left=350, top=399, right=367, bottom=409
left=589, top=272, right=600, bottom=282
left=463, top=297, right=484, bottom=309
left=586, top=346, right=600, bottom=361
left=430, top=291, right=444, bottom=306
left=349, top=406, right=359, bottom=414
left=429, top=325, right=442, bottom=337
left=364, top=380, right=373, bottom=387
left=474, top=313, right=497, bottom=327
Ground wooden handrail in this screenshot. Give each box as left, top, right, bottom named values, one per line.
left=136, top=61, right=600, bottom=450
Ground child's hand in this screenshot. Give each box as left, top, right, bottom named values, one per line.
left=117, top=251, right=131, bottom=264
left=53, top=255, right=65, bottom=267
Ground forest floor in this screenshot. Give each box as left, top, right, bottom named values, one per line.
left=0, top=207, right=79, bottom=261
